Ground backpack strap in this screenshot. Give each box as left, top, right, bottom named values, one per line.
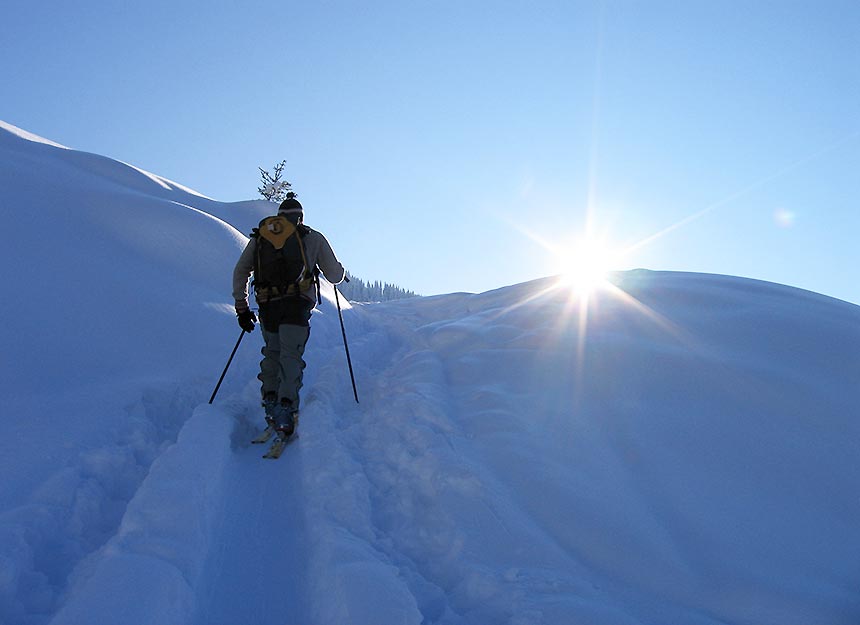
left=295, top=228, right=311, bottom=279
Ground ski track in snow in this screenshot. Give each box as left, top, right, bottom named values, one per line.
left=0, top=383, right=208, bottom=625
left=190, top=398, right=311, bottom=625
left=291, top=298, right=643, bottom=625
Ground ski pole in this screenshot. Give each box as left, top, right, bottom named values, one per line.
left=209, top=329, right=246, bottom=404
left=334, top=284, right=359, bottom=403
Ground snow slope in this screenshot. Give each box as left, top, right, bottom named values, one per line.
left=0, top=120, right=271, bottom=625
left=2, top=121, right=859, bottom=625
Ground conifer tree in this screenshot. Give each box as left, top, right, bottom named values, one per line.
left=258, top=160, right=292, bottom=203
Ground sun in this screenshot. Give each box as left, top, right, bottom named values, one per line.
left=556, top=236, right=618, bottom=295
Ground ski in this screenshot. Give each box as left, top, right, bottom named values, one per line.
left=251, top=425, right=275, bottom=444
left=262, top=432, right=296, bottom=459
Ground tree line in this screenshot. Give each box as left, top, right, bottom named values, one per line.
left=338, top=272, right=418, bottom=303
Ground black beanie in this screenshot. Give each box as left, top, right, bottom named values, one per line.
left=278, top=198, right=303, bottom=215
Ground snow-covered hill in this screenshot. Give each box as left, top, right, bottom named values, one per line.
left=2, top=121, right=859, bottom=625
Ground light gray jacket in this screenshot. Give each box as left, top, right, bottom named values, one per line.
left=232, top=227, right=345, bottom=305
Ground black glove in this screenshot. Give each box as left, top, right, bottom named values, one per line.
left=236, top=302, right=257, bottom=332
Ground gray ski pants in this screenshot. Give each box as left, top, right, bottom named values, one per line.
left=258, top=324, right=310, bottom=409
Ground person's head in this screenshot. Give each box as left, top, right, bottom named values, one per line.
left=278, top=197, right=303, bottom=224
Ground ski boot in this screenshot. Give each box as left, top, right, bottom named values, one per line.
left=251, top=392, right=280, bottom=444
left=262, top=391, right=278, bottom=427
left=272, top=399, right=297, bottom=439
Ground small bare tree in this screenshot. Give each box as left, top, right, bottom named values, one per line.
left=258, top=160, right=292, bottom=203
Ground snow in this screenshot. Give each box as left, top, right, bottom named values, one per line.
left=2, top=120, right=859, bottom=625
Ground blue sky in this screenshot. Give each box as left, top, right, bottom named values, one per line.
left=4, top=1, right=859, bottom=302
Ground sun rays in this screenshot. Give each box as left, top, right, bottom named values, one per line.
left=484, top=123, right=860, bottom=412
left=487, top=217, right=700, bottom=408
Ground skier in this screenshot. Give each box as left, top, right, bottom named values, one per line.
left=232, top=196, right=345, bottom=438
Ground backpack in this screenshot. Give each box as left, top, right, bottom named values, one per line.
left=251, top=216, right=315, bottom=303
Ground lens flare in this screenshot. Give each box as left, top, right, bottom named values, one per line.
left=556, top=237, right=618, bottom=295
left=774, top=208, right=796, bottom=228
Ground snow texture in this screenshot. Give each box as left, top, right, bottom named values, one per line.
left=2, top=120, right=859, bottom=625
